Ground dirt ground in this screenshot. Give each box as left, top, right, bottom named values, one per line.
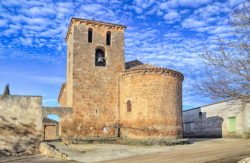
left=0, top=155, right=76, bottom=163
left=1, top=139, right=250, bottom=163
left=103, top=139, right=250, bottom=163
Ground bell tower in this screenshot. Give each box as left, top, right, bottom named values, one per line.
left=64, top=18, right=126, bottom=137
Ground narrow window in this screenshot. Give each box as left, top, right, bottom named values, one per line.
left=88, top=28, right=93, bottom=43
left=106, top=31, right=111, bottom=45
left=127, top=100, right=132, bottom=112
left=95, top=48, right=106, bottom=66
left=199, top=112, right=202, bottom=119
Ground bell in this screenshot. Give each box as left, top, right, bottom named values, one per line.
left=97, top=55, right=105, bottom=63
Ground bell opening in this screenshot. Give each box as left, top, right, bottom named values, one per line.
left=95, top=48, right=106, bottom=66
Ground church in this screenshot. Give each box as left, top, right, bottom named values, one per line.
left=58, top=18, right=184, bottom=139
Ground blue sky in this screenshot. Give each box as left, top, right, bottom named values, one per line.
left=0, top=0, right=247, bottom=112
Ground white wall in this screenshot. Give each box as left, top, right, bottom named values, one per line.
left=183, top=100, right=250, bottom=138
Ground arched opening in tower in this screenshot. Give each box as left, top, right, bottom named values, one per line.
left=95, top=48, right=106, bottom=66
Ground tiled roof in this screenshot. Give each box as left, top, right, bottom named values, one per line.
left=125, top=60, right=144, bottom=69
left=121, top=63, right=184, bottom=81
left=130, top=64, right=160, bottom=70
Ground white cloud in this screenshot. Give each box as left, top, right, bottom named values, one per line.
left=133, top=0, right=155, bottom=9
left=25, top=17, right=52, bottom=26
left=194, top=2, right=230, bottom=19
left=159, top=1, right=178, bottom=10
left=163, top=10, right=180, bottom=21
left=194, top=26, right=215, bottom=33
left=180, top=9, right=190, bottom=14
left=164, top=32, right=183, bottom=41
left=24, top=6, right=55, bottom=17
left=0, top=0, right=240, bottom=108
left=228, top=0, right=246, bottom=7
left=1, top=0, right=21, bottom=6
left=156, top=10, right=164, bottom=16
left=19, top=37, right=33, bottom=46
left=80, top=4, right=103, bottom=13
left=133, top=6, right=143, bottom=14
left=208, top=26, right=233, bottom=35
left=0, top=19, right=8, bottom=28
left=2, top=24, right=22, bottom=36
left=182, top=18, right=206, bottom=28
left=178, top=0, right=213, bottom=8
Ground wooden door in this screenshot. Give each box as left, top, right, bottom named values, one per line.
left=44, top=125, right=57, bottom=140
left=227, top=117, right=236, bottom=133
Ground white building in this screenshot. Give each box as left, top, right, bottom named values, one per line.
left=182, top=100, right=250, bottom=138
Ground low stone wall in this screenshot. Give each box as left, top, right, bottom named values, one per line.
left=69, top=137, right=189, bottom=146
left=39, top=142, right=69, bottom=160
left=0, top=95, right=43, bottom=156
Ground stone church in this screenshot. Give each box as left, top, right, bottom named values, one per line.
left=58, top=18, right=184, bottom=139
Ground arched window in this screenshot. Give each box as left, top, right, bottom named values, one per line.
left=95, top=48, right=106, bottom=66
left=127, top=100, right=132, bottom=112
left=88, top=28, right=93, bottom=43
left=106, top=31, right=111, bottom=45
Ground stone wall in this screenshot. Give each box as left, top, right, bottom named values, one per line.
left=39, top=142, right=69, bottom=160
left=0, top=95, right=43, bottom=156
left=58, top=83, right=66, bottom=106
left=42, top=106, right=72, bottom=139
left=59, top=18, right=185, bottom=140
left=119, top=68, right=183, bottom=139
left=183, top=100, right=250, bottom=138
left=60, top=18, right=125, bottom=139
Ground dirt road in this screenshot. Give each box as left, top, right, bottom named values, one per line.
left=1, top=139, right=250, bottom=163
left=103, top=139, right=250, bottom=163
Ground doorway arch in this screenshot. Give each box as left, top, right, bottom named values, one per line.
left=42, top=107, right=72, bottom=140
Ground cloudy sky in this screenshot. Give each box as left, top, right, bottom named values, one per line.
left=0, top=0, right=247, bottom=111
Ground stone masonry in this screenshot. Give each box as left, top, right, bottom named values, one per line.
left=0, top=95, right=43, bottom=155
left=0, top=90, right=72, bottom=156
left=58, top=18, right=184, bottom=139
left=119, top=65, right=183, bottom=139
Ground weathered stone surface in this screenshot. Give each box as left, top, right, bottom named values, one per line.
left=39, top=142, right=69, bottom=160
left=0, top=95, right=43, bottom=156
left=59, top=18, right=125, bottom=139
left=119, top=68, right=183, bottom=139
left=42, top=107, right=72, bottom=118
left=58, top=18, right=184, bottom=139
